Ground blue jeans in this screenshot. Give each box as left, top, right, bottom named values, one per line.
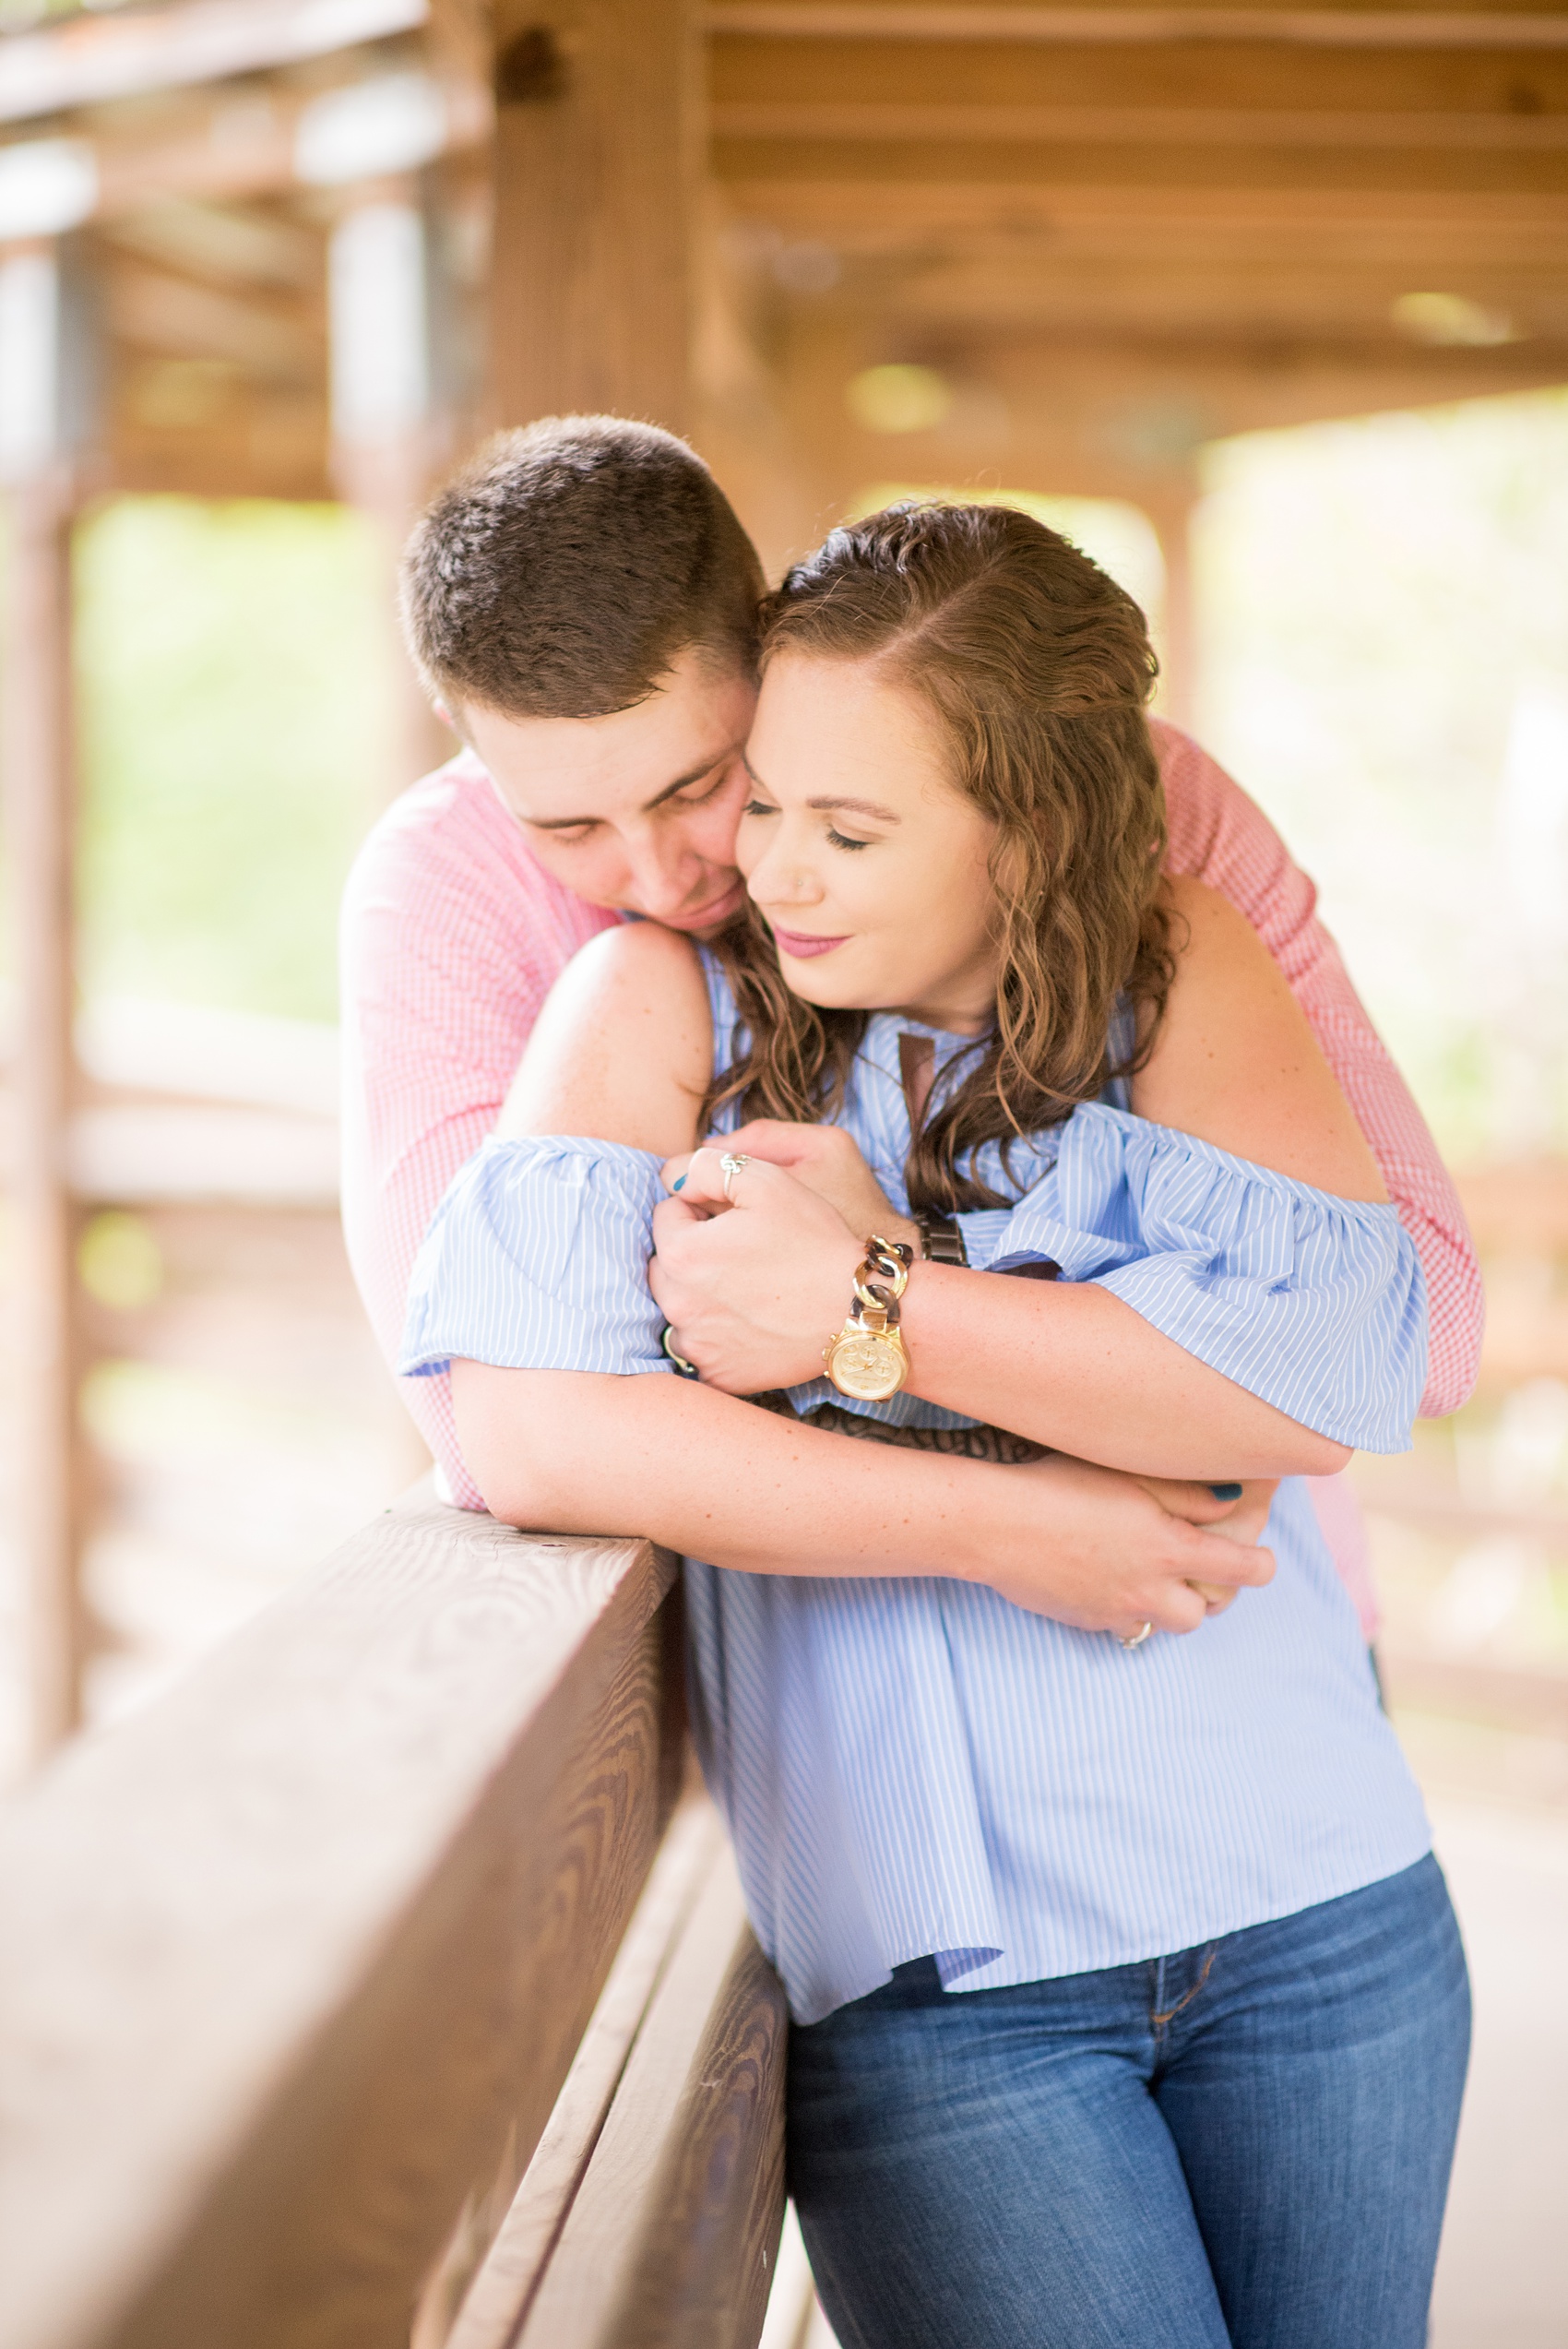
left=788, top=1855, right=1469, bottom=2349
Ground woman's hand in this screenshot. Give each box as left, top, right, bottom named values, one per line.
left=652, top=1147, right=861, bottom=1390
left=682, top=1120, right=920, bottom=1256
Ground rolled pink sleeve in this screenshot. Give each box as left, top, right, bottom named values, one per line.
left=1154, top=718, right=1482, bottom=1420
left=339, top=756, right=617, bottom=1507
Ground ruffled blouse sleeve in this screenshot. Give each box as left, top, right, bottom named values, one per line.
left=398, top=1134, right=672, bottom=1380
left=957, top=1103, right=1427, bottom=1454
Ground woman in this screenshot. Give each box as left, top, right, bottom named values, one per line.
left=402, top=504, right=1468, bottom=2349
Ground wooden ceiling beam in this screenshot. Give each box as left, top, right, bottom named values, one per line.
left=715, top=133, right=1568, bottom=191
left=708, top=6, right=1568, bottom=51
left=109, top=260, right=321, bottom=381
left=710, top=26, right=1568, bottom=203
left=0, top=69, right=492, bottom=239
left=715, top=101, right=1568, bottom=147
left=863, top=259, right=1568, bottom=330
left=771, top=333, right=1568, bottom=499
left=0, top=0, right=429, bottom=125
left=710, top=27, right=1568, bottom=108
left=101, top=198, right=321, bottom=294
left=719, top=176, right=1568, bottom=227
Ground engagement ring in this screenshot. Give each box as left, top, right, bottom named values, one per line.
left=1119, top=1621, right=1153, bottom=1651
left=719, top=1151, right=751, bottom=1201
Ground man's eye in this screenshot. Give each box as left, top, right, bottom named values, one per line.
left=540, top=824, right=595, bottom=845
left=675, top=769, right=732, bottom=807
left=826, top=827, right=872, bottom=852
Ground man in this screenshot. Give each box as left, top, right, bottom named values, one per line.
left=340, top=414, right=1480, bottom=1598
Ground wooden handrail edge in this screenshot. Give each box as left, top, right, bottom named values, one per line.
left=0, top=1488, right=677, bottom=2349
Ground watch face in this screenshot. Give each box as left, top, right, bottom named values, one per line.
left=826, top=1330, right=907, bottom=1401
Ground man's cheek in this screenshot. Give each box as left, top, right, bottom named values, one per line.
left=536, top=839, right=628, bottom=908
left=700, top=788, right=748, bottom=862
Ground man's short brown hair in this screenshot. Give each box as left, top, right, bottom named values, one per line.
left=400, top=416, right=765, bottom=721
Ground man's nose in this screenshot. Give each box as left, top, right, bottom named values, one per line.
left=627, top=829, right=704, bottom=920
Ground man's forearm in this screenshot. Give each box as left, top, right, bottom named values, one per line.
left=456, top=1363, right=1001, bottom=1579
left=449, top=1361, right=1275, bottom=1632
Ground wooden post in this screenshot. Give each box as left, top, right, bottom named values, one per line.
left=327, top=179, right=455, bottom=796
left=1144, top=487, right=1201, bottom=739
left=487, top=0, right=700, bottom=432
left=0, top=239, right=90, bottom=1755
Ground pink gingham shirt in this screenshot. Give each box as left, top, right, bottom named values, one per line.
left=340, top=721, right=1482, bottom=1596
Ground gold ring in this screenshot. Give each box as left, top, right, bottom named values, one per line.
left=1119, top=1621, right=1153, bottom=1651
left=719, top=1151, right=751, bottom=1202
left=661, top=1325, right=698, bottom=1377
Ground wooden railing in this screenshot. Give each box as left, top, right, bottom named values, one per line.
left=0, top=1490, right=790, bottom=2349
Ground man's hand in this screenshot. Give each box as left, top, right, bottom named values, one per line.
left=682, top=1119, right=919, bottom=1255
left=976, top=1454, right=1276, bottom=1638
left=1134, top=1475, right=1280, bottom=1614
left=653, top=1146, right=863, bottom=1390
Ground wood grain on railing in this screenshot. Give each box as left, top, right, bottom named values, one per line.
left=0, top=1492, right=683, bottom=2349
left=442, top=1795, right=731, bottom=2349
left=515, top=1822, right=788, bottom=2349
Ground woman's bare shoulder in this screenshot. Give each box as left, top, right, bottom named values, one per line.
left=1133, top=876, right=1388, bottom=1201
left=496, top=922, right=715, bottom=1155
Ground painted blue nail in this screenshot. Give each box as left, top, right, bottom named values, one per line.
left=672, top=1174, right=686, bottom=1192
left=1209, top=1482, right=1243, bottom=1501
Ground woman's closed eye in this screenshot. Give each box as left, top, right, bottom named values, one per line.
left=742, top=797, right=778, bottom=820
left=826, top=825, right=873, bottom=852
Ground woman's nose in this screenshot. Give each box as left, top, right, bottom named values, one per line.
left=746, top=834, right=822, bottom=908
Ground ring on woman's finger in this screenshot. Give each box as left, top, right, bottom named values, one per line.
left=719, top=1151, right=751, bottom=1202
left=1118, top=1620, right=1153, bottom=1651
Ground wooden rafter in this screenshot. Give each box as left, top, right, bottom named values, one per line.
left=708, top=6, right=1568, bottom=47
left=0, top=0, right=430, bottom=124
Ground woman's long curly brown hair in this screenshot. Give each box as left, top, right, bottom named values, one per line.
left=705, top=501, right=1174, bottom=1213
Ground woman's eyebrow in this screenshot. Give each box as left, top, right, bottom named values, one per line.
left=808, top=794, right=901, bottom=823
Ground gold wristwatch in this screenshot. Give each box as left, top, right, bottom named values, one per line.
left=823, top=1235, right=914, bottom=1401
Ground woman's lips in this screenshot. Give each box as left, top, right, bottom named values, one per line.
left=771, top=924, right=849, bottom=960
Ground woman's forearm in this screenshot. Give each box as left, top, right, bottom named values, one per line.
left=648, top=1169, right=1349, bottom=1480
left=449, top=1360, right=1275, bottom=1633
left=897, top=1267, right=1348, bottom=1480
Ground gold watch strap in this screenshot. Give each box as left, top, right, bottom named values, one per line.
left=851, top=1234, right=912, bottom=1331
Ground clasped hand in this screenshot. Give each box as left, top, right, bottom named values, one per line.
left=653, top=1121, right=885, bottom=1393
left=653, top=1118, right=1276, bottom=1628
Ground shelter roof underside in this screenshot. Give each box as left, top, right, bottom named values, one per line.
left=1, top=0, right=1565, bottom=499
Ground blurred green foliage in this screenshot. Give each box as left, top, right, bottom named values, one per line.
left=73, top=496, right=391, bottom=1024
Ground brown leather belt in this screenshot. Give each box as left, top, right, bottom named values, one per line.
left=749, top=1387, right=1048, bottom=1467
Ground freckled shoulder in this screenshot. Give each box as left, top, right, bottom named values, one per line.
left=496, top=923, right=716, bottom=1156
left=1135, top=874, right=1388, bottom=1200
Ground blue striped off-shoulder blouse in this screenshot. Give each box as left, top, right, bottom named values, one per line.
left=402, top=953, right=1432, bottom=2024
